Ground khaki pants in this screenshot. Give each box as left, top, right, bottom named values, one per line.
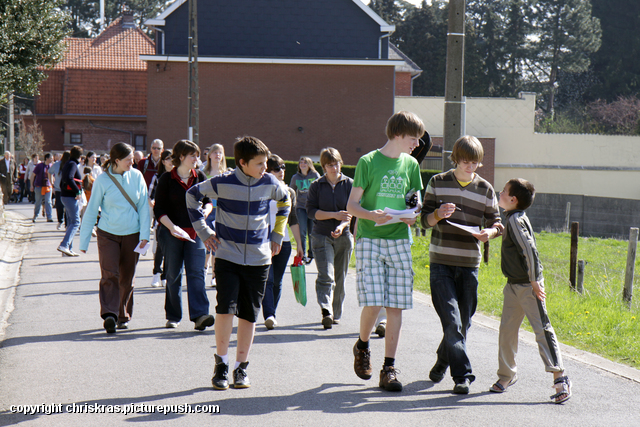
left=497, top=282, right=564, bottom=382
left=97, top=229, right=140, bottom=322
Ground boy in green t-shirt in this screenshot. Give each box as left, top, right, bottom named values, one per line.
left=346, top=111, right=425, bottom=392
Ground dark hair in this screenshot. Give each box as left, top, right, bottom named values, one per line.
left=171, top=140, right=200, bottom=167
left=70, top=146, right=83, bottom=161
left=507, top=178, right=536, bottom=210
left=266, top=154, right=284, bottom=173
left=157, top=149, right=173, bottom=176
left=44, top=153, right=52, bottom=161
left=31, top=153, right=38, bottom=160
left=59, top=151, right=71, bottom=168
left=234, top=136, right=270, bottom=170
left=385, top=110, right=425, bottom=140
left=103, top=142, right=133, bottom=170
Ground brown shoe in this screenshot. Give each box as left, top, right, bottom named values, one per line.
left=379, top=365, right=403, bottom=391
left=353, top=342, right=372, bottom=380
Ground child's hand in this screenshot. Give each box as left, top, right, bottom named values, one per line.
left=437, top=203, right=456, bottom=219
left=473, top=229, right=492, bottom=242
left=531, top=280, right=546, bottom=301
left=271, top=241, right=282, bottom=256
left=370, top=209, right=392, bottom=225
left=203, top=235, right=220, bottom=252
left=400, top=216, right=418, bottom=226
left=334, top=210, right=352, bottom=221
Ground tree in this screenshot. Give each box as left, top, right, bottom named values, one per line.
left=0, top=0, right=69, bottom=98
left=16, top=117, right=45, bottom=157
left=392, top=1, right=448, bottom=96
left=525, top=0, right=602, bottom=113
left=61, top=0, right=169, bottom=37
left=587, top=0, right=640, bottom=102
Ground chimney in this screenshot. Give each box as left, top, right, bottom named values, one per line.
left=122, top=10, right=135, bottom=29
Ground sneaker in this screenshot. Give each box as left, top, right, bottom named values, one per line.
left=212, top=355, right=229, bottom=390
left=67, top=250, right=80, bottom=257
left=166, top=320, right=180, bottom=328
left=353, top=342, right=372, bottom=380
left=265, top=316, right=277, bottom=330
left=194, top=314, right=215, bottom=331
left=116, top=321, right=129, bottom=330
left=150, top=273, right=162, bottom=288
left=429, top=360, right=448, bottom=383
left=379, top=365, right=403, bottom=392
left=322, top=315, right=333, bottom=329
left=210, top=277, right=216, bottom=288
left=304, top=256, right=314, bottom=265
left=233, top=362, right=251, bottom=388
left=375, top=321, right=386, bottom=338
left=103, top=316, right=117, bottom=334
left=453, top=378, right=471, bottom=395
left=47, top=218, right=54, bottom=223
left=56, top=222, right=63, bottom=230
left=57, top=245, right=74, bottom=257
left=161, top=279, right=166, bottom=287
left=332, top=318, right=340, bottom=325
left=32, top=218, right=36, bottom=223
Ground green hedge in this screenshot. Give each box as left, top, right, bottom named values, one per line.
left=226, top=157, right=439, bottom=187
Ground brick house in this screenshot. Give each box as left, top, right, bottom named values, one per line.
left=143, top=0, right=409, bottom=165
left=24, top=13, right=155, bottom=154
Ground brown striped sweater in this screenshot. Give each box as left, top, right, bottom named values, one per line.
left=421, top=169, right=501, bottom=268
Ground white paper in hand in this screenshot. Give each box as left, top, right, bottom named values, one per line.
left=134, top=241, right=149, bottom=256
left=375, top=206, right=420, bottom=226
left=446, top=220, right=480, bottom=235
left=173, top=226, right=196, bottom=243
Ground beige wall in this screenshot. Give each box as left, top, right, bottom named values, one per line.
left=396, top=94, right=640, bottom=200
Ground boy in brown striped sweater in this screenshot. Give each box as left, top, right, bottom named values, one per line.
left=421, top=135, right=503, bottom=394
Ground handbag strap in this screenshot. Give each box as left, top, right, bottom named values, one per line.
left=105, top=169, right=138, bottom=213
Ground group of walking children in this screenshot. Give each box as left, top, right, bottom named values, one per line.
left=61, top=109, right=570, bottom=404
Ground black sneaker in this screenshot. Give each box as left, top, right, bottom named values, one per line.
left=353, top=342, right=372, bottom=380
left=429, top=360, right=448, bottom=383
left=103, top=316, right=117, bottom=334
left=194, top=314, right=214, bottom=331
left=233, top=361, right=250, bottom=388
left=374, top=322, right=386, bottom=338
left=211, top=355, right=229, bottom=390
left=453, top=378, right=470, bottom=394
left=322, top=316, right=333, bottom=329
left=379, top=365, right=403, bottom=392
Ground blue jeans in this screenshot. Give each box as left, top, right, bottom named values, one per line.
left=60, top=196, right=81, bottom=251
left=33, top=187, right=53, bottom=220
left=262, top=241, right=292, bottom=320
left=311, top=232, right=353, bottom=320
left=297, top=208, right=314, bottom=258
left=158, top=225, right=210, bottom=322
left=429, top=262, right=479, bottom=383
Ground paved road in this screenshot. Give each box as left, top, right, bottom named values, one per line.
left=1, top=202, right=639, bottom=427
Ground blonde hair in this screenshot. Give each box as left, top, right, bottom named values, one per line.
left=203, top=143, right=227, bottom=176
left=450, top=135, right=484, bottom=166
left=297, top=156, right=317, bottom=174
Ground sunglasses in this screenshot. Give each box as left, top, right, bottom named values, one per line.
left=271, top=165, right=286, bottom=172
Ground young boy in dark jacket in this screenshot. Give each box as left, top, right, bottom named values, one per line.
left=490, top=178, right=571, bottom=404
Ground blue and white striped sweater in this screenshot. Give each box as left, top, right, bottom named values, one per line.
left=186, top=168, right=290, bottom=266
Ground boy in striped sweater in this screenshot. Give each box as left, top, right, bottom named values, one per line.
left=421, top=135, right=503, bottom=394
left=186, top=136, right=291, bottom=390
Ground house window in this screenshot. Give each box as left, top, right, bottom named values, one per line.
left=134, top=135, right=146, bottom=151
left=70, top=133, right=82, bottom=145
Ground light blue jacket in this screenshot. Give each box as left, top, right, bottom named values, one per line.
left=79, top=167, right=150, bottom=252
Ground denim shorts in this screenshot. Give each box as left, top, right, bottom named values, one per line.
left=355, top=237, right=414, bottom=309
left=214, top=258, right=270, bottom=323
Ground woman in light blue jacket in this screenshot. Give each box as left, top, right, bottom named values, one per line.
left=79, top=142, right=150, bottom=334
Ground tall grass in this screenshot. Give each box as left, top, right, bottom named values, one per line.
left=411, top=230, right=640, bottom=369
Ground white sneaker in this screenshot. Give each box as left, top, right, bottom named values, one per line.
left=151, top=273, right=162, bottom=288
left=166, top=320, right=179, bottom=328
left=210, top=277, right=216, bottom=288
left=57, top=246, right=74, bottom=256
left=56, top=222, right=63, bottom=231
left=265, top=316, right=277, bottom=330
left=161, top=279, right=166, bottom=287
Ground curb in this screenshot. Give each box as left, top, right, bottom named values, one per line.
left=0, top=210, right=33, bottom=340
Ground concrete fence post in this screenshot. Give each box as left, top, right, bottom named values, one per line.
left=569, top=222, right=579, bottom=290
left=577, top=260, right=585, bottom=295
left=564, top=202, right=571, bottom=233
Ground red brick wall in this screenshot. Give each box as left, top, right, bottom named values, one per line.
left=147, top=62, right=396, bottom=165
left=63, top=119, right=147, bottom=152
left=395, top=72, right=412, bottom=96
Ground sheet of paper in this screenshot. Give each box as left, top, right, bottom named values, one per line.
left=375, top=206, right=420, bottom=227
left=173, top=227, right=196, bottom=243
left=134, top=241, right=149, bottom=256
left=446, top=220, right=480, bottom=235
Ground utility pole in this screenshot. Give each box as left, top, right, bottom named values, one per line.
left=442, top=0, right=466, bottom=171
left=187, top=0, right=199, bottom=145
left=8, top=92, right=15, bottom=154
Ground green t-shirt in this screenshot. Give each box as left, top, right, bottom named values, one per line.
left=353, top=150, right=423, bottom=240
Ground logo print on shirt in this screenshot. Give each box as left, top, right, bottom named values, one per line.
left=377, top=170, right=405, bottom=199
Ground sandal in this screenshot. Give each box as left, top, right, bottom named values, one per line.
left=489, top=375, right=518, bottom=393
left=550, top=376, right=572, bottom=404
